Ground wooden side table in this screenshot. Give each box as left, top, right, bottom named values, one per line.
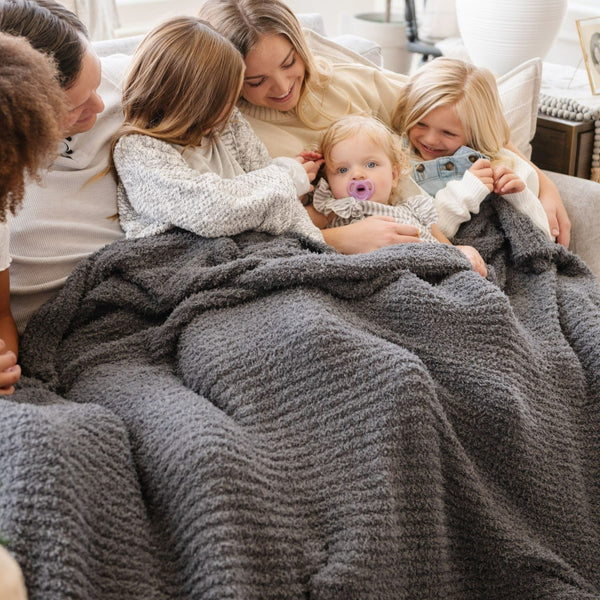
left=531, top=114, right=595, bottom=179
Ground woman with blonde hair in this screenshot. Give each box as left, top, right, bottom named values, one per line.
left=199, top=0, right=571, bottom=253
left=392, top=57, right=552, bottom=240
left=198, top=0, right=426, bottom=253
left=111, top=16, right=322, bottom=243
left=0, top=31, right=67, bottom=394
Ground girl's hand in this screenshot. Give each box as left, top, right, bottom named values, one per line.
left=468, top=158, right=493, bottom=191
left=492, top=165, right=526, bottom=194
left=296, top=151, right=324, bottom=183
left=456, top=245, right=487, bottom=277
left=0, top=339, right=20, bottom=395
left=322, top=215, right=422, bottom=254
left=297, top=150, right=323, bottom=162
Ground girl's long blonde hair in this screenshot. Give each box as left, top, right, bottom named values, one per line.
left=198, top=0, right=331, bottom=127
left=113, top=16, right=244, bottom=153
left=392, top=57, right=511, bottom=160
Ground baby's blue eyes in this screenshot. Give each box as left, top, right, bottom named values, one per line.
left=338, top=162, right=376, bottom=174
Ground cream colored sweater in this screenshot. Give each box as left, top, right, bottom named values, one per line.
left=239, top=62, right=407, bottom=159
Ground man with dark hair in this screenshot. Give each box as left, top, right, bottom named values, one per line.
left=0, top=0, right=104, bottom=137
left=0, top=0, right=126, bottom=332
left=0, top=0, right=88, bottom=88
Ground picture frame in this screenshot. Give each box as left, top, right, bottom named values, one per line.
left=576, top=16, right=600, bottom=95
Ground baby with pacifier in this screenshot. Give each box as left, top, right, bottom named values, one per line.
left=303, top=114, right=487, bottom=276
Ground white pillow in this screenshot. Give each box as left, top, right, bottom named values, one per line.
left=303, top=28, right=386, bottom=69
left=497, top=57, right=542, bottom=159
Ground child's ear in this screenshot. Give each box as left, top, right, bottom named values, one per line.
left=391, top=163, right=401, bottom=188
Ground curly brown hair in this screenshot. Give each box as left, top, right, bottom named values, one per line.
left=0, top=32, right=67, bottom=220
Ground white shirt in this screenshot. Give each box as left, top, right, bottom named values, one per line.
left=9, top=53, right=130, bottom=333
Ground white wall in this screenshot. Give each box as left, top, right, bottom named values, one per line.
left=115, top=0, right=199, bottom=37
left=113, top=0, right=597, bottom=69
left=285, top=0, right=377, bottom=36
left=545, top=1, right=599, bottom=67
left=114, top=0, right=379, bottom=38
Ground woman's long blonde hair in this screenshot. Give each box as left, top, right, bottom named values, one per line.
left=198, top=0, right=331, bottom=127
left=392, top=57, right=511, bottom=160
left=113, top=16, right=244, bottom=154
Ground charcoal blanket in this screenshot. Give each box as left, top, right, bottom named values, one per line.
left=2, top=196, right=600, bottom=599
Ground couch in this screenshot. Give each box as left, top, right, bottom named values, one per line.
left=2, top=13, right=600, bottom=600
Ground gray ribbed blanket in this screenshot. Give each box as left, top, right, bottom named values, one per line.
left=2, top=195, right=600, bottom=599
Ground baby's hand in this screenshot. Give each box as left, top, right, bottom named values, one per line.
left=468, top=158, right=493, bottom=191
left=492, top=165, right=526, bottom=195
left=456, top=245, right=487, bottom=277
left=0, top=339, right=20, bottom=395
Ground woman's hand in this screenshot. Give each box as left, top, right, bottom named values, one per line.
left=492, top=165, right=526, bottom=194
left=468, top=158, right=494, bottom=191
left=321, top=215, right=422, bottom=254
left=537, top=171, right=571, bottom=246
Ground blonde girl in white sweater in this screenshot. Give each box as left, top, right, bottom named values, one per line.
left=392, top=57, right=552, bottom=241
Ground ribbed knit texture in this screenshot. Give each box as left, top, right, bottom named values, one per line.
left=6, top=195, right=600, bottom=599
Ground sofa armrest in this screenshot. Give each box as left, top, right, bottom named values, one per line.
left=545, top=170, right=600, bottom=280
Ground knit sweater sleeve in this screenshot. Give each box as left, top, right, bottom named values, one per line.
left=497, top=149, right=552, bottom=240
left=223, top=108, right=310, bottom=196
left=113, top=133, right=322, bottom=242
left=432, top=170, right=491, bottom=238
left=222, top=108, right=273, bottom=172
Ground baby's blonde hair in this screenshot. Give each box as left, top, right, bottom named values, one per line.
left=319, top=114, right=412, bottom=178
left=115, top=16, right=244, bottom=148
left=392, top=57, right=510, bottom=160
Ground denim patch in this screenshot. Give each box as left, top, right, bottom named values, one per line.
left=412, top=146, right=488, bottom=196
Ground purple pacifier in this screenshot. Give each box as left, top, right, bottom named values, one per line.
left=347, top=179, right=374, bottom=201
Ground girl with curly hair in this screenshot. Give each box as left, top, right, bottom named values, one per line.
left=0, top=31, right=66, bottom=393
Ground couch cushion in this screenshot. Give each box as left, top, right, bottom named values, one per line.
left=497, top=58, right=542, bottom=159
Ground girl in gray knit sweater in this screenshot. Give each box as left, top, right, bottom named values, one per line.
left=111, top=16, right=323, bottom=243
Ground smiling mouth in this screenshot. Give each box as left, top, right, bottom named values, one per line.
left=420, top=143, right=443, bottom=156
left=270, top=83, right=295, bottom=103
